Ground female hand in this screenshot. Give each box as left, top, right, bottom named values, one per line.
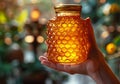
left=39, top=18, right=104, bottom=76
left=39, top=18, right=120, bottom=84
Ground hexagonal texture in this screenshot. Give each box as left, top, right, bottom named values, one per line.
left=47, top=16, right=90, bottom=65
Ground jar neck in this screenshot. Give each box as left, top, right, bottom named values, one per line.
left=56, top=11, right=81, bottom=16
left=54, top=4, right=82, bottom=16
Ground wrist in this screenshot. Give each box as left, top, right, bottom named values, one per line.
left=89, top=58, right=119, bottom=84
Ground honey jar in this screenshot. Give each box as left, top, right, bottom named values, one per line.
left=47, top=4, right=91, bottom=65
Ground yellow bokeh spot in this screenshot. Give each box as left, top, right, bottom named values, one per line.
left=4, top=37, right=12, bottom=45
left=24, top=35, right=34, bottom=43
left=110, top=3, right=120, bottom=13
left=37, top=36, right=44, bottom=43
left=106, top=43, right=117, bottom=54
left=30, top=9, right=40, bottom=21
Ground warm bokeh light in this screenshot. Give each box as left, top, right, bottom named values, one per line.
left=39, top=18, right=47, bottom=24
left=103, top=4, right=111, bottom=15
left=24, top=35, right=34, bottom=43
left=99, top=0, right=106, bottom=4
left=37, top=35, right=44, bottom=43
left=110, top=3, right=120, bottom=13
left=30, top=8, right=40, bottom=21
left=106, top=43, right=117, bottom=54
left=101, top=31, right=109, bottom=39
left=31, top=0, right=38, bottom=4
left=4, top=37, right=12, bottom=45
left=108, top=26, right=115, bottom=32
left=74, top=0, right=81, bottom=3
left=117, top=26, right=120, bottom=32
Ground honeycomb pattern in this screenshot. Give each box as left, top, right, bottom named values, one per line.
left=47, top=16, right=90, bottom=65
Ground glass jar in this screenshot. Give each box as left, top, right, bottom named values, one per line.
left=47, top=4, right=90, bottom=65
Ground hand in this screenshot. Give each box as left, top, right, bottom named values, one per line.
left=39, top=18, right=104, bottom=75
left=39, top=51, right=101, bottom=75
left=39, top=18, right=120, bottom=84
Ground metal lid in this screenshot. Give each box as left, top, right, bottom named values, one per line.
left=54, top=4, right=82, bottom=13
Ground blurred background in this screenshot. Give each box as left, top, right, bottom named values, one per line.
left=0, top=0, right=120, bottom=84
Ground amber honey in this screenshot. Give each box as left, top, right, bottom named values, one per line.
left=47, top=4, right=90, bottom=65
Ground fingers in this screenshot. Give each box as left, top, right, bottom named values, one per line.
left=39, top=56, right=75, bottom=73
left=43, top=52, right=47, bottom=57
left=39, top=55, right=88, bottom=74
left=39, top=55, right=65, bottom=71
left=85, top=18, right=95, bottom=43
left=39, top=56, right=56, bottom=69
left=85, top=17, right=98, bottom=48
left=45, top=41, right=48, bottom=46
left=39, top=56, right=48, bottom=62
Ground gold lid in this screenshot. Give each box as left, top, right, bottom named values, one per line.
left=54, top=4, right=82, bottom=13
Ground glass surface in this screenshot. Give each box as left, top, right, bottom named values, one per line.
left=47, top=4, right=90, bottom=65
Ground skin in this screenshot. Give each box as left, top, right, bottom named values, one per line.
left=39, top=18, right=120, bottom=84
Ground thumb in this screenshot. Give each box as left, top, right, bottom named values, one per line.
left=85, top=17, right=98, bottom=48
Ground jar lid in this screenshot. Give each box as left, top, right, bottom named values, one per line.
left=54, top=4, right=82, bottom=13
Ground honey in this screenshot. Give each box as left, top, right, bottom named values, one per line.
left=47, top=4, right=90, bottom=65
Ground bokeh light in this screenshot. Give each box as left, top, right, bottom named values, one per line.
left=37, top=35, right=44, bottom=43
left=30, top=8, right=40, bottom=21
left=31, top=0, right=38, bottom=4
left=103, top=3, right=111, bottom=15
left=24, top=35, right=34, bottom=43
left=106, top=43, right=117, bottom=54
left=74, top=0, right=81, bottom=3
left=99, top=0, right=106, bottom=4
left=39, top=18, right=47, bottom=25
left=117, top=26, right=120, bottom=32
left=4, top=37, right=12, bottom=45
left=101, top=31, right=109, bottom=39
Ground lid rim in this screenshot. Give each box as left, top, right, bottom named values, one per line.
left=54, top=4, right=82, bottom=12
left=55, top=4, right=82, bottom=8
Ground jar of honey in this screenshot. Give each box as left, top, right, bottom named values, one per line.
left=47, top=4, right=90, bottom=65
